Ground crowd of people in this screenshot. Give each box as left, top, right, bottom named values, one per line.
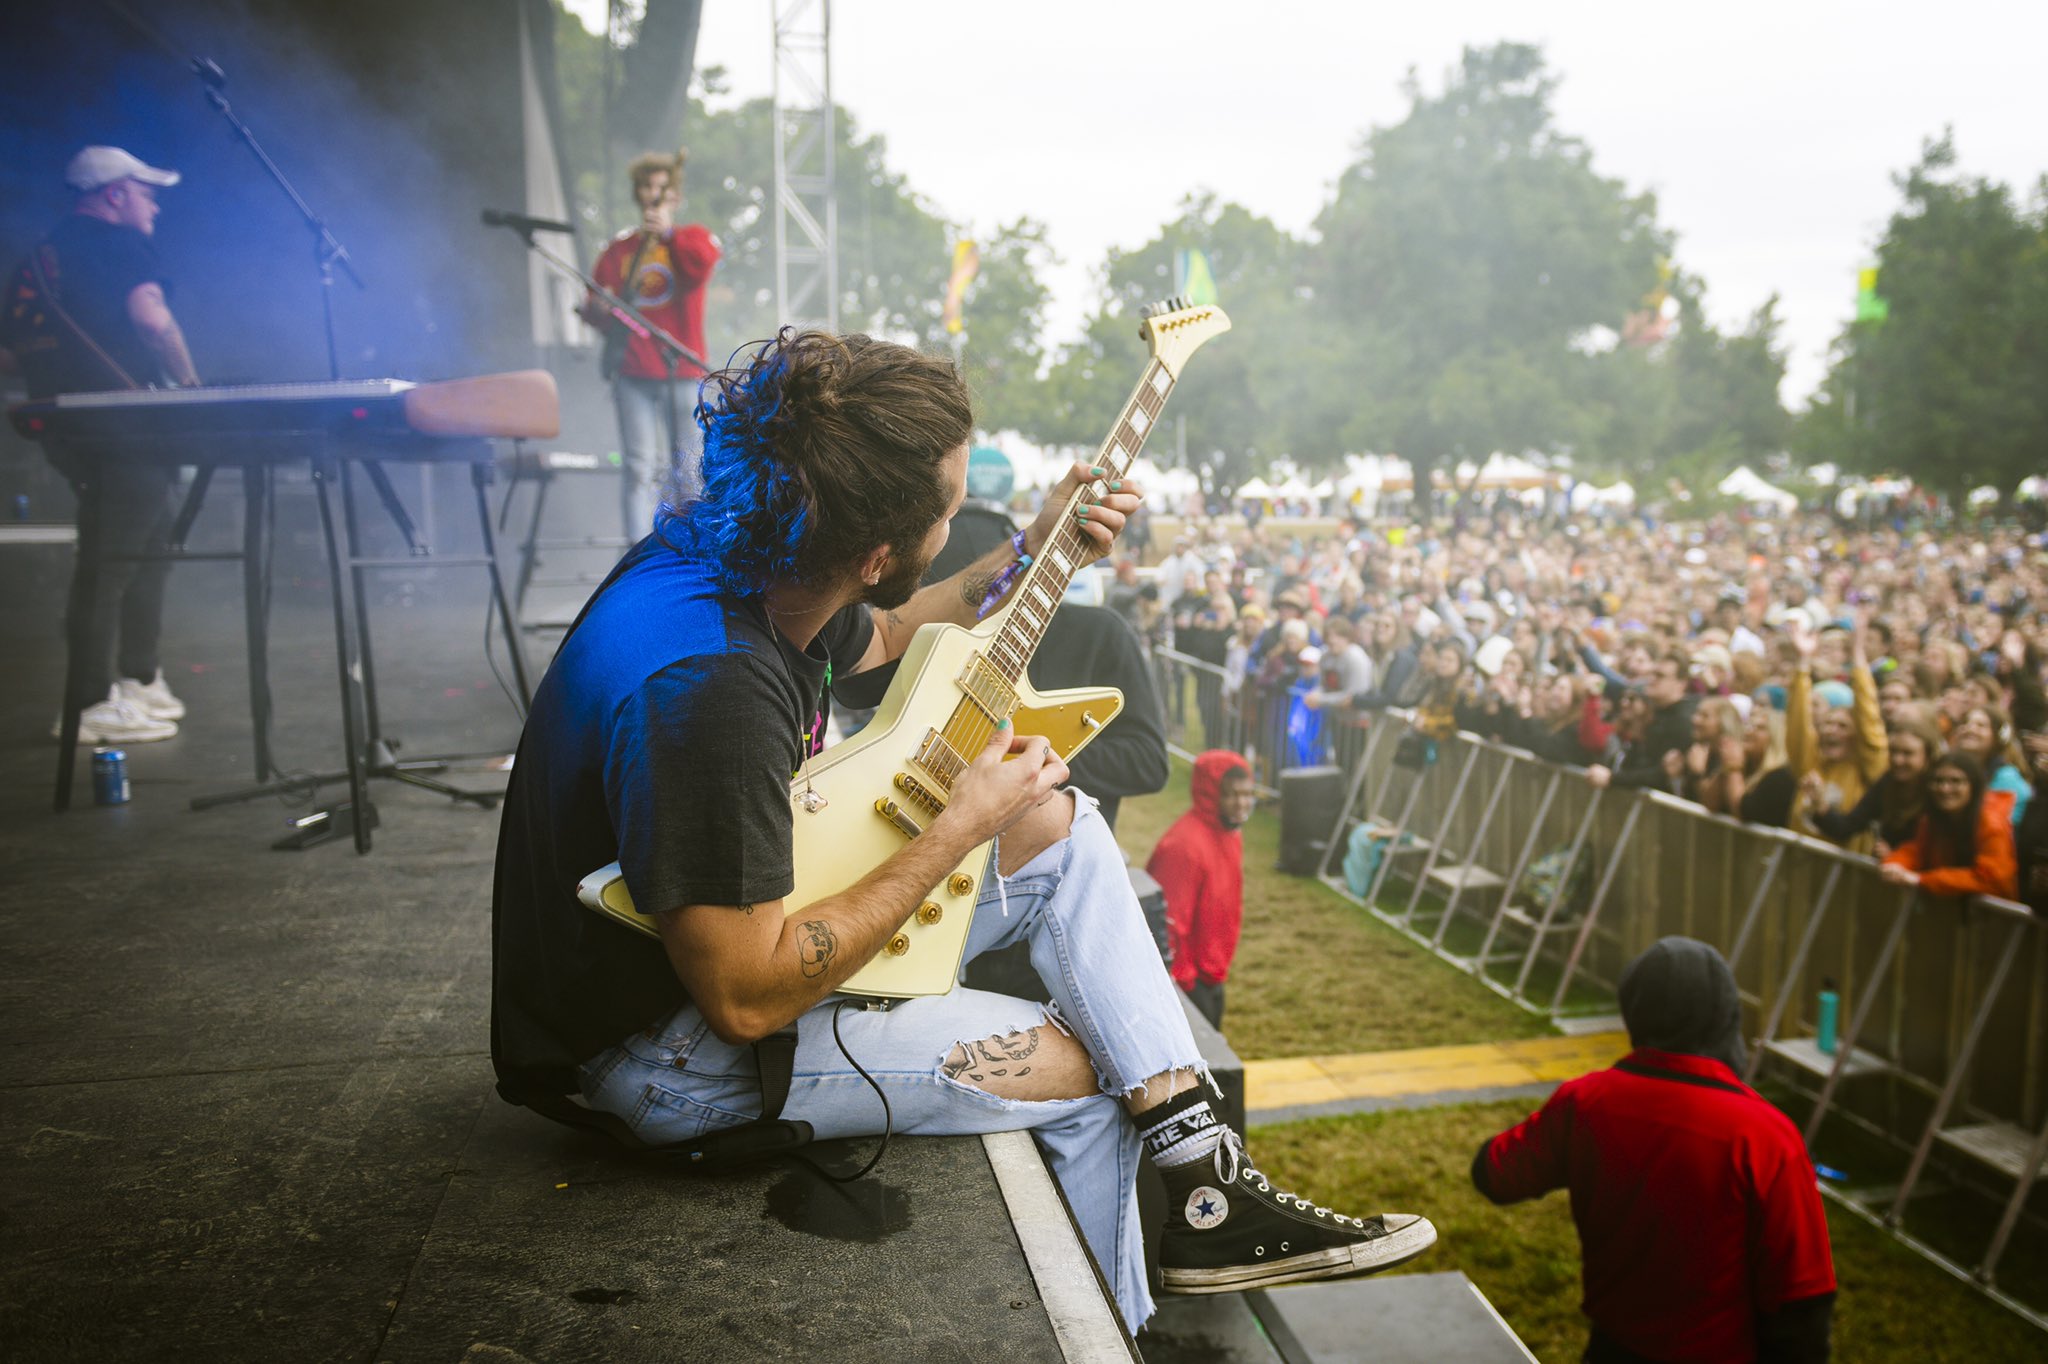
left=1113, top=503, right=2048, bottom=912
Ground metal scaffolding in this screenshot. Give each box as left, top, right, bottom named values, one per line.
left=771, top=0, right=838, bottom=330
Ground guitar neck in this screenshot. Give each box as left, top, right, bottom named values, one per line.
left=982, top=358, right=1176, bottom=682
left=910, top=296, right=1228, bottom=800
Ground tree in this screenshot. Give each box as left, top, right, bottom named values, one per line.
left=1038, top=193, right=1308, bottom=492
left=548, top=5, right=1049, bottom=427
left=1799, top=135, right=2048, bottom=497
left=1570, top=273, right=1790, bottom=480
left=1310, top=44, right=1667, bottom=509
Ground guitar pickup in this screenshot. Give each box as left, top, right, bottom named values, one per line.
left=874, top=798, right=924, bottom=840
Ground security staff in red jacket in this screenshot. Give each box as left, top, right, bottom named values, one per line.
left=1472, top=937, right=1836, bottom=1363
left=1147, top=750, right=1254, bottom=1027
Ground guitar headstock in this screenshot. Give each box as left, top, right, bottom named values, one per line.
left=1138, top=296, right=1232, bottom=379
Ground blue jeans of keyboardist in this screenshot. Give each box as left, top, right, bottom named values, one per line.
left=578, top=791, right=1204, bottom=1330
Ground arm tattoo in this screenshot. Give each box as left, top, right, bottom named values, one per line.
left=796, top=919, right=836, bottom=977
left=738, top=903, right=756, bottom=916
left=942, top=1027, right=1041, bottom=1083
left=961, top=567, right=1004, bottom=610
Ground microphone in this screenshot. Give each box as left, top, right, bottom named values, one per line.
left=481, top=208, right=575, bottom=235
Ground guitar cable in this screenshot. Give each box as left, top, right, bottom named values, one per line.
left=786, top=1000, right=893, bottom=1184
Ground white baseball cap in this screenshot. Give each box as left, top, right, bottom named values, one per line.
left=66, top=146, right=181, bottom=193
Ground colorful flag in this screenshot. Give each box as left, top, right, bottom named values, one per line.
left=1174, top=248, right=1219, bottom=306
left=942, top=240, right=980, bottom=334
left=1855, top=266, right=1889, bottom=324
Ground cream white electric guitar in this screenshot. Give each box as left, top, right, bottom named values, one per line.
left=578, top=297, right=1231, bottom=998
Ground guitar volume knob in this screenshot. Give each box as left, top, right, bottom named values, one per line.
left=917, top=902, right=943, bottom=925
left=948, top=873, right=974, bottom=897
left=886, top=933, right=910, bottom=956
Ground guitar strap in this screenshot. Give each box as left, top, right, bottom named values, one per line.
left=23, top=239, right=142, bottom=390
left=501, top=1024, right=813, bottom=1173
left=599, top=231, right=654, bottom=382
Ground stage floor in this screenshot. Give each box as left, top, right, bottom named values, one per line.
left=0, top=551, right=1088, bottom=1361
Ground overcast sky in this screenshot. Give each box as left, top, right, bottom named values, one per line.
left=570, top=0, right=2046, bottom=406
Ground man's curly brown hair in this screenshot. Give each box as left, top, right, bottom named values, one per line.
left=670, top=329, right=973, bottom=597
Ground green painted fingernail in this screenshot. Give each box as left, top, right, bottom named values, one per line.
left=999, top=717, right=1010, bottom=729
left=1108, top=480, right=1123, bottom=491
left=1090, top=465, right=1106, bottom=476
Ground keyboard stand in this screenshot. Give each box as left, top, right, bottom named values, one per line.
left=188, top=437, right=533, bottom=853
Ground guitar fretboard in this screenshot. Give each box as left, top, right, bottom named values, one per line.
left=919, top=356, right=1178, bottom=790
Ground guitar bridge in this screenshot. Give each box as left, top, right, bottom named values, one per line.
left=874, top=798, right=924, bottom=840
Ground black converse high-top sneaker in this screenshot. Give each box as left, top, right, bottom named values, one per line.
left=1158, top=1130, right=1436, bottom=1294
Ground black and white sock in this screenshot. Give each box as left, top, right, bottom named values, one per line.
left=1138, top=1085, right=1224, bottom=1170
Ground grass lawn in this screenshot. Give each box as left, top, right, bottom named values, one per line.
left=1251, top=1101, right=2048, bottom=1363
left=1113, top=759, right=1554, bottom=1059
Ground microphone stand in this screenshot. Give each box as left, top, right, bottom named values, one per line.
left=488, top=219, right=707, bottom=497
left=103, top=0, right=509, bottom=850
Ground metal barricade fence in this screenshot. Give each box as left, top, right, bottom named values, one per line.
left=1154, top=645, right=1351, bottom=791
left=1262, top=706, right=2048, bottom=1319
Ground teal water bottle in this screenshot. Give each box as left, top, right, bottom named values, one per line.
left=1816, top=978, right=1840, bottom=1055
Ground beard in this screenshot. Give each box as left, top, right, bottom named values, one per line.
left=862, top=546, right=935, bottom=611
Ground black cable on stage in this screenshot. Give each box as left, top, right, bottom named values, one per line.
left=788, top=1000, right=892, bottom=1184
left=481, top=582, right=524, bottom=724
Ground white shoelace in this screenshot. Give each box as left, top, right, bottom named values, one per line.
left=1217, top=1131, right=1366, bottom=1229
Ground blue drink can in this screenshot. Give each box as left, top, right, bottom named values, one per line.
left=92, top=747, right=130, bottom=805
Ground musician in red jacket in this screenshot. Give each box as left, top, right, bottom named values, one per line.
left=581, top=149, right=720, bottom=541
left=1147, top=750, right=1255, bottom=1026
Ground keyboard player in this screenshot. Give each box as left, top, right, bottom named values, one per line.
left=4, top=147, right=201, bottom=744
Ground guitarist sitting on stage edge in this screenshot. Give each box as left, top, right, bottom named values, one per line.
left=580, top=148, right=719, bottom=543
left=490, top=329, right=1436, bottom=1331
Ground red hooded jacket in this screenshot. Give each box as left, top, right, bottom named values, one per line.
left=1148, top=750, right=1251, bottom=990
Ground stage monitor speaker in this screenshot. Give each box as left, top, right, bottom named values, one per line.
left=1278, top=764, right=1346, bottom=876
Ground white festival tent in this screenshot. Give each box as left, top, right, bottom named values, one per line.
left=1234, top=476, right=1275, bottom=500
left=1567, top=480, right=1637, bottom=510
left=1128, top=456, right=1200, bottom=501
left=1454, top=452, right=1555, bottom=490
left=1716, top=466, right=1799, bottom=511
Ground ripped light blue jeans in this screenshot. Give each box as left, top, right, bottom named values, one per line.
left=577, top=791, right=1204, bottom=1330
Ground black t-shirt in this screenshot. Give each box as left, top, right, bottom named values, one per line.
left=25, top=215, right=165, bottom=397
left=491, top=535, right=875, bottom=1098
left=1740, top=766, right=1798, bottom=830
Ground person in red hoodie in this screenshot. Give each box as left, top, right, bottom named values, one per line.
left=1880, top=753, right=2019, bottom=900
left=1472, top=937, right=1837, bottom=1363
left=582, top=148, right=721, bottom=541
left=1148, top=750, right=1256, bottom=1027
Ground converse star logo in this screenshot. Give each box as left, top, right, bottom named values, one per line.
left=1184, top=1186, right=1228, bottom=1230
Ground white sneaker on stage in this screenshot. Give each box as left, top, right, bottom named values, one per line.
left=54, top=687, right=179, bottom=744
left=116, top=670, right=187, bottom=721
